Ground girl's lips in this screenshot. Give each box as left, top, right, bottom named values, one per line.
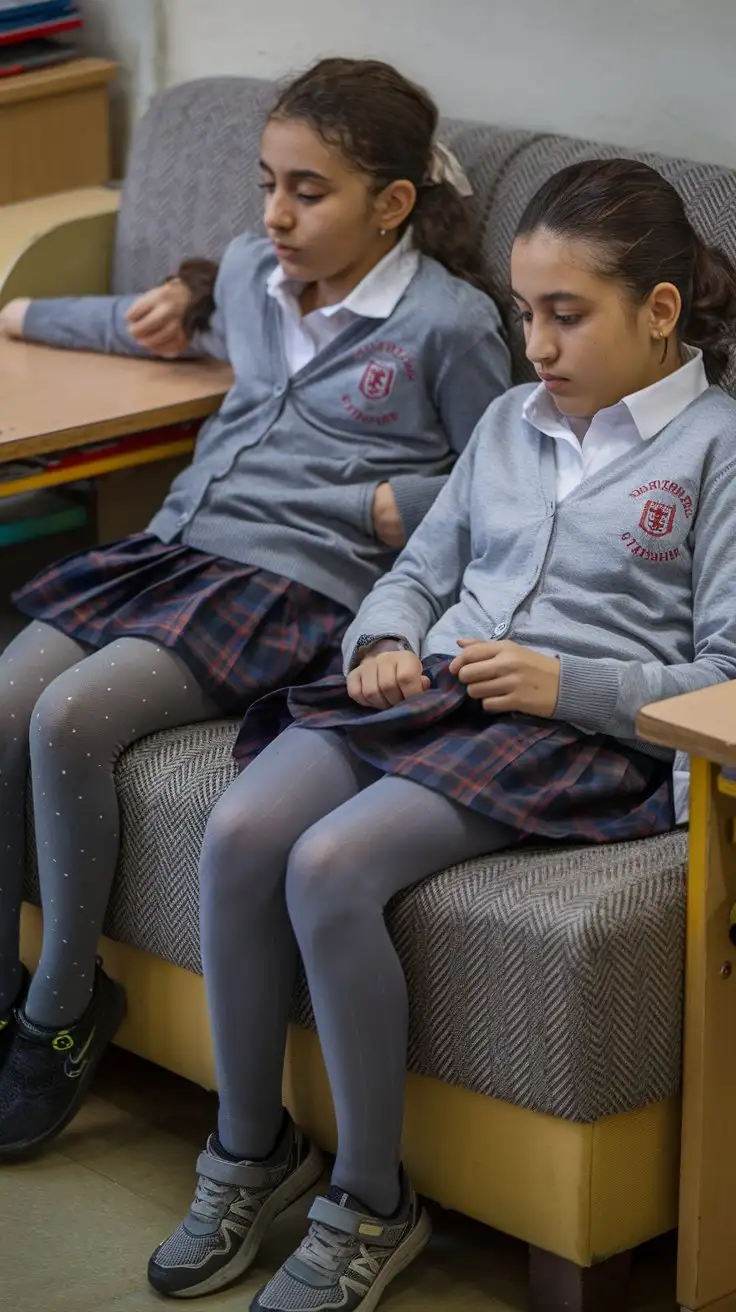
left=539, top=374, right=570, bottom=393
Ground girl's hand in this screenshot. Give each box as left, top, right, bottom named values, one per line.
left=450, top=639, right=560, bottom=717
left=125, top=279, right=193, bottom=357
left=372, top=482, right=406, bottom=550
left=348, top=650, right=430, bottom=709
left=0, top=298, right=31, bottom=340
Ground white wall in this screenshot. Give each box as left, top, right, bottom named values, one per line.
left=78, top=0, right=162, bottom=169
left=82, top=0, right=736, bottom=169
left=161, top=0, right=736, bottom=167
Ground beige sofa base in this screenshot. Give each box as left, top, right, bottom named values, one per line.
left=21, top=903, right=679, bottom=1268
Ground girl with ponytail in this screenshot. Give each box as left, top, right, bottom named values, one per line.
left=148, top=157, right=736, bottom=1312
left=0, top=58, right=510, bottom=1165
left=514, top=157, right=736, bottom=384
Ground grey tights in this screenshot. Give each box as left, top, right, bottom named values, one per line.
left=199, top=725, right=515, bottom=1218
left=0, top=621, right=217, bottom=1025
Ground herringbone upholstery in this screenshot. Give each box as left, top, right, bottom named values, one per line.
left=111, top=77, right=275, bottom=293
left=25, top=719, right=688, bottom=1123
left=24, top=77, right=723, bottom=1125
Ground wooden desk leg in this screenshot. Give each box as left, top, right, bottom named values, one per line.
left=677, top=758, right=736, bottom=1311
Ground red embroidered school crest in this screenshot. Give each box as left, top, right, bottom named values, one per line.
left=621, top=476, right=695, bottom=563
left=359, top=360, right=397, bottom=402
left=639, top=499, right=676, bottom=538
left=343, top=341, right=414, bottom=425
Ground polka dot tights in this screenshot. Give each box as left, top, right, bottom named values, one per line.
left=0, top=622, right=217, bottom=1026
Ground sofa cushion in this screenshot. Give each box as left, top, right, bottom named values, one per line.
left=25, top=720, right=687, bottom=1123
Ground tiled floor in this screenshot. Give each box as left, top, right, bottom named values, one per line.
left=0, top=1048, right=679, bottom=1311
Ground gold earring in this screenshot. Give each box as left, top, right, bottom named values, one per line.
left=379, top=229, right=387, bottom=237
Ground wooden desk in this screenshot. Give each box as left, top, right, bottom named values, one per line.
left=0, top=339, right=233, bottom=494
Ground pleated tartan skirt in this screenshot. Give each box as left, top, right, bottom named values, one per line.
left=13, top=533, right=350, bottom=712
left=233, top=655, right=675, bottom=842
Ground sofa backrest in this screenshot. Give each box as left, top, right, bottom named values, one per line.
left=112, top=77, right=275, bottom=295
left=112, top=76, right=537, bottom=297
left=113, top=75, right=736, bottom=395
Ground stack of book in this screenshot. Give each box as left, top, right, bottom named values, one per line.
left=0, top=0, right=83, bottom=77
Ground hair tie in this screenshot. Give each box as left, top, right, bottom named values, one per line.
left=426, top=142, right=473, bottom=198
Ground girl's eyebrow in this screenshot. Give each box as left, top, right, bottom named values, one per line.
left=511, top=289, right=583, bottom=304
left=259, top=160, right=329, bottom=183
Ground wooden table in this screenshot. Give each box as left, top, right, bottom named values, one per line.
left=0, top=338, right=233, bottom=496
left=638, top=680, right=736, bottom=767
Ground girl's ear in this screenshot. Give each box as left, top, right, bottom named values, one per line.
left=374, top=180, right=417, bottom=234
left=647, top=281, right=682, bottom=347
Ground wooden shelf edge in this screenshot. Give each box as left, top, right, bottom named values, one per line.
left=0, top=57, right=117, bottom=109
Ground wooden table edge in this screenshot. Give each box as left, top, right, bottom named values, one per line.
left=636, top=707, right=736, bottom=768
left=0, top=392, right=227, bottom=464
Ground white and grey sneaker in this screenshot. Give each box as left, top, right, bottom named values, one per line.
left=251, top=1170, right=431, bottom=1312
left=148, top=1119, right=324, bottom=1299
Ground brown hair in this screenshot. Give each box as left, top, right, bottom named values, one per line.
left=516, top=158, right=736, bottom=382
left=177, top=258, right=219, bottom=337
left=269, top=57, right=492, bottom=296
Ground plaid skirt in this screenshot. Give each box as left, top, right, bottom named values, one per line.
left=234, top=656, right=675, bottom=843
left=12, top=532, right=350, bottom=713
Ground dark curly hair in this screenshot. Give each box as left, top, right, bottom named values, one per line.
left=270, top=57, right=492, bottom=296
left=176, top=57, right=496, bottom=330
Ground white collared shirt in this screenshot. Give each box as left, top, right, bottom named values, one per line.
left=523, top=345, right=709, bottom=824
left=523, top=345, right=709, bottom=502
left=266, top=230, right=420, bottom=376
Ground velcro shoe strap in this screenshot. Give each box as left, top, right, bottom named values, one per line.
left=196, top=1152, right=272, bottom=1188
left=308, top=1196, right=394, bottom=1247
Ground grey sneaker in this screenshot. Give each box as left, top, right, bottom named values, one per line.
left=251, top=1171, right=431, bottom=1312
left=148, top=1120, right=324, bottom=1298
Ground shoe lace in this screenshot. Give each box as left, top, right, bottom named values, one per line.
left=297, top=1220, right=358, bottom=1277
left=191, top=1172, right=262, bottom=1226
left=191, top=1175, right=236, bottom=1223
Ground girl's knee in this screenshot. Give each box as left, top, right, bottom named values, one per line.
left=32, top=666, right=95, bottom=743
left=199, top=786, right=285, bottom=903
left=0, top=660, right=50, bottom=733
left=286, top=828, right=363, bottom=934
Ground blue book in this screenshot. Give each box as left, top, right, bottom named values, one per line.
left=0, top=2, right=78, bottom=30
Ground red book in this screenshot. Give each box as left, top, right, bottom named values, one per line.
left=0, top=14, right=82, bottom=45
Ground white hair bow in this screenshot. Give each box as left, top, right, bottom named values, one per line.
left=428, top=142, right=473, bottom=198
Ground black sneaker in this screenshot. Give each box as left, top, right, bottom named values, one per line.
left=148, top=1118, right=324, bottom=1298
left=0, top=958, right=126, bottom=1162
left=0, top=967, right=30, bottom=1072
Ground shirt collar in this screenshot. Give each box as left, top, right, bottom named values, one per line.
left=522, top=345, right=709, bottom=441
left=266, top=229, right=419, bottom=322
